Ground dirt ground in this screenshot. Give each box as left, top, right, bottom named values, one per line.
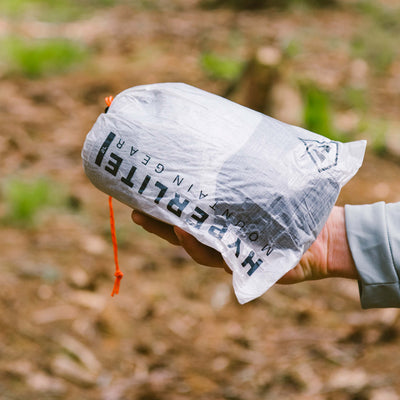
left=1, top=2, right=400, bottom=399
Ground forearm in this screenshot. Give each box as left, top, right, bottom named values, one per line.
left=326, top=206, right=358, bottom=280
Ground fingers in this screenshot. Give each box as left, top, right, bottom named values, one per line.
left=131, top=210, right=231, bottom=274
left=277, top=265, right=306, bottom=284
left=174, top=227, right=231, bottom=273
left=131, top=210, right=180, bottom=245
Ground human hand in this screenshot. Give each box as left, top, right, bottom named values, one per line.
left=131, top=206, right=358, bottom=283
left=131, top=210, right=230, bottom=273
left=278, top=206, right=358, bottom=283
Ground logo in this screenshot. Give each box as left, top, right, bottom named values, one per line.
left=300, top=138, right=339, bottom=172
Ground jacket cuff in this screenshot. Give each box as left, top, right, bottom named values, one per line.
left=345, top=202, right=400, bottom=308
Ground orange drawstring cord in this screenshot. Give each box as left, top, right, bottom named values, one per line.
left=104, top=95, right=123, bottom=296
left=109, top=195, right=123, bottom=296
left=105, top=95, right=114, bottom=107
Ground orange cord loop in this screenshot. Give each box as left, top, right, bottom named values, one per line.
left=105, top=95, right=114, bottom=107
left=105, top=95, right=123, bottom=297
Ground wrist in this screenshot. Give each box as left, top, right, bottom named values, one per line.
left=326, top=206, right=359, bottom=280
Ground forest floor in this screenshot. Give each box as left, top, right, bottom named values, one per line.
left=1, top=1, right=400, bottom=399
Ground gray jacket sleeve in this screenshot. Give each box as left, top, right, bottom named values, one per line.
left=345, top=202, right=400, bottom=308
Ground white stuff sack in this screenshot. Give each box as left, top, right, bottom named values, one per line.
left=82, top=82, right=366, bottom=304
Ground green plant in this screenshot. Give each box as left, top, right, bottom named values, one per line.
left=2, top=177, right=62, bottom=227
left=355, top=0, right=400, bottom=32
left=281, top=38, right=302, bottom=59
left=200, top=52, right=244, bottom=81
left=302, top=86, right=336, bottom=140
left=337, top=87, right=369, bottom=112
left=350, top=1, right=400, bottom=74
left=201, top=0, right=337, bottom=10
left=359, top=118, right=388, bottom=156
left=0, top=0, right=115, bottom=21
left=0, top=36, right=88, bottom=78
left=351, top=27, right=398, bottom=74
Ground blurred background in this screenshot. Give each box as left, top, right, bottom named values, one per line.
left=1, top=0, right=400, bottom=399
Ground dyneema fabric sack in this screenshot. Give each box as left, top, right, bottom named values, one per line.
left=82, top=82, right=366, bottom=304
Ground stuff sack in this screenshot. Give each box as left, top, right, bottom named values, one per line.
left=82, top=82, right=366, bottom=304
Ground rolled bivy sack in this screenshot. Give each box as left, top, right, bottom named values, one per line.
left=82, top=82, right=366, bottom=304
